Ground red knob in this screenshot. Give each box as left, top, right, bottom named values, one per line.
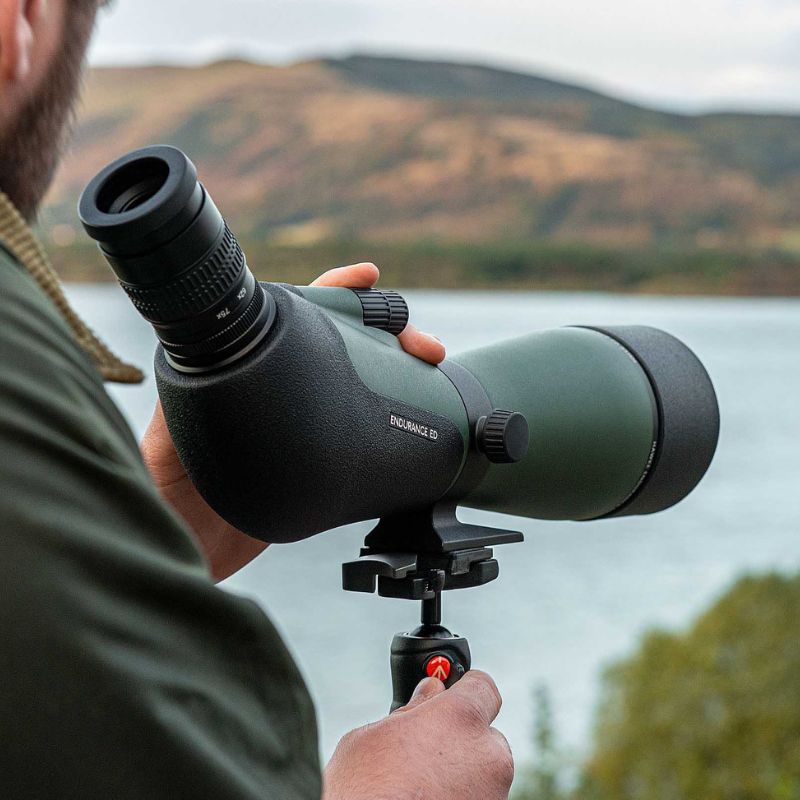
left=425, top=655, right=452, bottom=681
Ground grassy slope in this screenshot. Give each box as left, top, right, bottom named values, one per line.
left=43, top=56, right=800, bottom=293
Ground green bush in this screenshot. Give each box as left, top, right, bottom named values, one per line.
left=580, top=573, right=800, bottom=800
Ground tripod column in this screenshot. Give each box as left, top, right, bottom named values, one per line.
left=421, top=593, right=441, bottom=626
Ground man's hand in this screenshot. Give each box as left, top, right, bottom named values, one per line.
left=324, top=671, right=514, bottom=800
left=141, top=263, right=446, bottom=582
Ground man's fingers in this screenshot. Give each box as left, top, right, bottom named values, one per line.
left=397, top=323, right=446, bottom=365
left=392, top=677, right=446, bottom=714
left=309, top=263, right=446, bottom=364
left=310, top=262, right=379, bottom=288
left=490, top=727, right=516, bottom=787
left=442, top=670, right=503, bottom=727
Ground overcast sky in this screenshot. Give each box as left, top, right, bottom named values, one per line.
left=88, top=0, right=800, bottom=114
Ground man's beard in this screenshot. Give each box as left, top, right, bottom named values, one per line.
left=0, top=8, right=96, bottom=222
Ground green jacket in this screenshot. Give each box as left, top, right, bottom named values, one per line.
left=0, top=240, right=321, bottom=797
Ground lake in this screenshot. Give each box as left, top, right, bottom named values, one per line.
left=66, top=284, right=800, bottom=770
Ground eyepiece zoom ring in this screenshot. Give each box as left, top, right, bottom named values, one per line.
left=120, top=225, right=245, bottom=322
left=164, top=285, right=267, bottom=359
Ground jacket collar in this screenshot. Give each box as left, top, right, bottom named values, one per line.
left=0, top=191, right=143, bottom=384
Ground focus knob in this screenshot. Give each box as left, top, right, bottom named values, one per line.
left=477, top=410, right=530, bottom=464
left=352, top=288, right=409, bottom=335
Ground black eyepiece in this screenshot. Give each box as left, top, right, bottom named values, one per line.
left=79, top=145, right=275, bottom=373
left=97, top=157, right=170, bottom=215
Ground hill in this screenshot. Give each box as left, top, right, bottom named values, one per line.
left=42, top=55, right=800, bottom=292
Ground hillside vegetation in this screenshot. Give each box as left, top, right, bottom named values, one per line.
left=511, top=574, right=800, bottom=800
left=579, top=573, right=800, bottom=800
left=43, top=56, right=800, bottom=292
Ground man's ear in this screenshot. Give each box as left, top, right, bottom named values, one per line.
left=0, top=0, right=43, bottom=84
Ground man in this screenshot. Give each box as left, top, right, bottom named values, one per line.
left=0, top=1, right=514, bottom=798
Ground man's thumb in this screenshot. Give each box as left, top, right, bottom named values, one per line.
left=393, top=677, right=446, bottom=714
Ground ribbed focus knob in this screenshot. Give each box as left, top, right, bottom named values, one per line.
left=478, top=410, right=530, bottom=464
left=352, top=289, right=410, bottom=335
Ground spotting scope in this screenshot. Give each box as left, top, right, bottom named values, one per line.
left=79, top=145, right=720, bottom=709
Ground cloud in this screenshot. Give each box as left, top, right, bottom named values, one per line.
left=88, top=0, right=800, bottom=113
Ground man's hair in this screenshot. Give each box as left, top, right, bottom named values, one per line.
left=0, top=5, right=97, bottom=221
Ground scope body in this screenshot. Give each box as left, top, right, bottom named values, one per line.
left=79, top=146, right=720, bottom=545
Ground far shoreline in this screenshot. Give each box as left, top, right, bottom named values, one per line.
left=49, top=239, right=800, bottom=298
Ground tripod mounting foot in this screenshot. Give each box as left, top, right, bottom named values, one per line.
left=341, top=503, right=523, bottom=600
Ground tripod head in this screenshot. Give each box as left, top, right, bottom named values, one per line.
left=342, top=503, right=523, bottom=709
